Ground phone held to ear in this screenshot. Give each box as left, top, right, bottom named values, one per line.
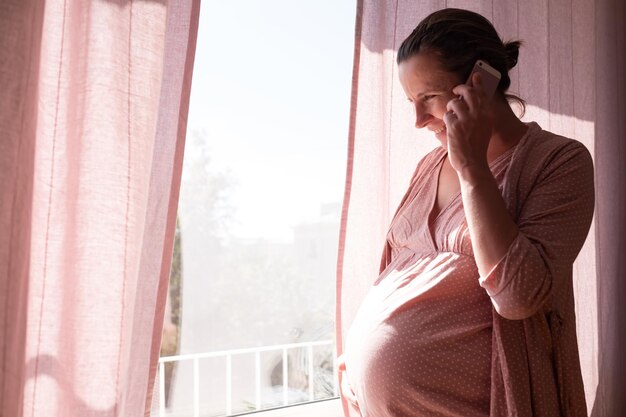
left=467, top=60, right=501, bottom=99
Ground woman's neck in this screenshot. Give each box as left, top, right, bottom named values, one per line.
left=486, top=98, right=528, bottom=163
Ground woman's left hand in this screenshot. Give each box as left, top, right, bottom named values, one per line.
left=337, top=354, right=360, bottom=410
left=443, top=72, right=493, bottom=174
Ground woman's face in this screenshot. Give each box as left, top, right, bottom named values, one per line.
left=398, top=52, right=463, bottom=148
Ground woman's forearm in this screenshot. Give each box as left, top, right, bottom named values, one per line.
left=458, top=163, right=519, bottom=277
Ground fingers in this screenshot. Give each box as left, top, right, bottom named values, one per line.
left=450, top=89, right=481, bottom=115
left=340, top=371, right=359, bottom=405
left=446, top=97, right=468, bottom=120
left=443, top=109, right=459, bottom=126
left=451, top=72, right=484, bottom=113
left=453, top=72, right=483, bottom=94
left=472, top=71, right=483, bottom=89
left=337, top=354, right=346, bottom=372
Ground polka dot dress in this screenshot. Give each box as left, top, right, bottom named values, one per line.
left=342, top=122, right=595, bottom=417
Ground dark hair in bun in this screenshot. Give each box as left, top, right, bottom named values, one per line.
left=397, top=8, right=526, bottom=115
left=504, top=40, right=521, bottom=70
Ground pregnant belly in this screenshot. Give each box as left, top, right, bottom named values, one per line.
left=343, top=252, right=492, bottom=417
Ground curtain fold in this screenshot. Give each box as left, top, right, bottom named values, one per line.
left=336, top=0, right=625, bottom=416
left=0, top=0, right=200, bottom=416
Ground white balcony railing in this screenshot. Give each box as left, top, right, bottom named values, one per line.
left=158, top=340, right=338, bottom=417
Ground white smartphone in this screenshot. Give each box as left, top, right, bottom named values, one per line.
left=467, top=59, right=501, bottom=99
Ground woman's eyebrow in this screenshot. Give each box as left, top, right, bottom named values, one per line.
left=416, top=89, right=446, bottom=98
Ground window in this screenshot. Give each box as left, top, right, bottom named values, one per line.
left=157, top=1, right=356, bottom=416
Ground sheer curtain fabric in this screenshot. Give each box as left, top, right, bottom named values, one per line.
left=0, top=0, right=200, bottom=416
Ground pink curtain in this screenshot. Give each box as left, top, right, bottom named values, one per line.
left=0, top=0, right=200, bottom=416
left=336, top=0, right=625, bottom=416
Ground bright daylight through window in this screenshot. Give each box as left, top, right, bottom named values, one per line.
left=156, top=1, right=356, bottom=416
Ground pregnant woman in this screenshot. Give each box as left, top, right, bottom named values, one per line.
left=339, top=8, right=595, bottom=417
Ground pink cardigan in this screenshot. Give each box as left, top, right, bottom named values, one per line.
left=379, top=122, right=595, bottom=416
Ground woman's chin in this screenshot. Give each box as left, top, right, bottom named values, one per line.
left=434, top=129, right=448, bottom=149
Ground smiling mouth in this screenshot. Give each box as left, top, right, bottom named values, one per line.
left=433, top=126, right=446, bottom=134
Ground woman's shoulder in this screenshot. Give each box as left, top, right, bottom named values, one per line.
left=518, top=122, right=592, bottom=161
left=503, top=122, right=594, bottom=213
left=410, top=146, right=446, bottom=179
left=510, top=122, right=593, bottom=181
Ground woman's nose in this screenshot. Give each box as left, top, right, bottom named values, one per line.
left=413, top=103, right=432, bottom=129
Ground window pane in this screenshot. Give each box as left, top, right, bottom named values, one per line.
left=158, top=1, right=355, bottom=416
